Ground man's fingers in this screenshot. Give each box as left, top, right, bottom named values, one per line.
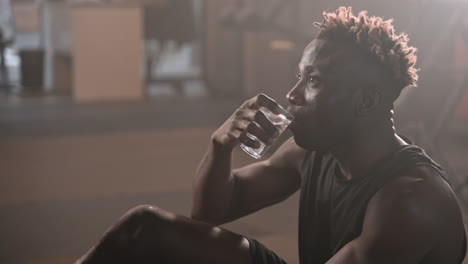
left=231, top=120, right=264, bottom=148
left=234, top=107, right=254, bottom=121
left=239, top=133, right=261, bottom=149
left=228, top=130, right=260, bottom=149
left=234, top=106, right=278, bottom=138
left=242, top=93, right=282, bottom=114
left=256, top=94, right=282, bottom=115
left=246, top=122, right=273, bottom=145
left=254, top=110, right=278, bottom=136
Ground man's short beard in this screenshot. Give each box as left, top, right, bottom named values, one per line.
left=293, top=127, right=350, bottom=153
left=294, top=134, right=336, bottom=153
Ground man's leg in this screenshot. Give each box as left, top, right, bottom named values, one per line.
left=75, top=205, right=252, bottom=264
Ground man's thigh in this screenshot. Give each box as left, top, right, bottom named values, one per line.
left=143, top=206, right=252, bottom=264
left=150, top=207, right=287, bottom=264
left=78, top=205, right=253, bottom=264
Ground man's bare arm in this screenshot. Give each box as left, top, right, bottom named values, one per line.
left=191, top=136, right=305, bottom=225
left=326, top=167, right=465, bottom=264
left=191, top=93, right=284, bottom=224
left=224, top=136, right=305, bottom=222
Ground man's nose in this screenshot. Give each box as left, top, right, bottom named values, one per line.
left=286, top=83, right=305, bottom=106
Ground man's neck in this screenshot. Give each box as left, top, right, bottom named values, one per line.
left=330, top=121, right=407, bottom=181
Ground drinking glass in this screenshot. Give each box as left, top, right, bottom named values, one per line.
left=240, top=105, right=294, bottom=159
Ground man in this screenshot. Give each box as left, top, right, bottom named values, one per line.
left=76, top=7, right=466, bottom=264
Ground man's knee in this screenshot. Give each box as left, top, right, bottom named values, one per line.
left=74, top=205, right=175, bottom=264
left=123, top=205, right=164, bottom=226
left=121, top=205, right=175, bottom=238
left=125, top=205, right=163, bottom=220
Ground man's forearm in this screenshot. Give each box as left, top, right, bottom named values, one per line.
left=191, top=139, right=237, bottom=225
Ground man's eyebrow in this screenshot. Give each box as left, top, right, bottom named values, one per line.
left=298, top=65, right=315, bottom=72
left=299, top=64, right=326, bottom=74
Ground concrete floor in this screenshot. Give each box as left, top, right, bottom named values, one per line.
left=1, top=96, right=467, bottom=264
left=0, top=96, right=299, bottom=264
left=0, top=128, right=300, bottom=264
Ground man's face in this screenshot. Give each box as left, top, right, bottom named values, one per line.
left=287, top=38, right=361, bottom=151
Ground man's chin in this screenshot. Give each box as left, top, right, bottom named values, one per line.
left=292, top=132, right=333, bottom=152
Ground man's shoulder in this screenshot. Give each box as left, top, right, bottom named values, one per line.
left=360, top=165, right=466, bottom=261
left=375, top=165, right=452, bottom=203
left=367, top=165, right=463, bottom=236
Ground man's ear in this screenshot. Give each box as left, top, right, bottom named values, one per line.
left=355, top=87, right=381, bottom=116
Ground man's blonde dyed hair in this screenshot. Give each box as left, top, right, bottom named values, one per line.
left=314, top=7, right=418, bottom=95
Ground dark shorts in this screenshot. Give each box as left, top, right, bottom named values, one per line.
left=245, top=237, right=288, bottom=264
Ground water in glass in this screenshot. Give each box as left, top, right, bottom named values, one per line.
left=240, top=107, right=293, bottom=159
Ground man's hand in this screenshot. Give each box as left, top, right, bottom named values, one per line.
left=192, top=94, right=305, bottom=225
left=211, top=93, right=283, bottom=152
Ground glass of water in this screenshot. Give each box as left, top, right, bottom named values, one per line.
left=240, top=105, right=294, bottom=159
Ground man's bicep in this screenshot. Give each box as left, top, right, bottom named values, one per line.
left=326, top=177, right=439, bottom=264
left=325, top=235, right=428, bottom=264
left=326, top=222, right=434, bottom=264
left=227, top=137, right=306, bottom=220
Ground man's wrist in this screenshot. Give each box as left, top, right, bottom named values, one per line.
left=210, top=136, right=235, bottom=156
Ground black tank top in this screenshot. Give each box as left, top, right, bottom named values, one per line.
left=298, top=143, right=466, bottom=264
